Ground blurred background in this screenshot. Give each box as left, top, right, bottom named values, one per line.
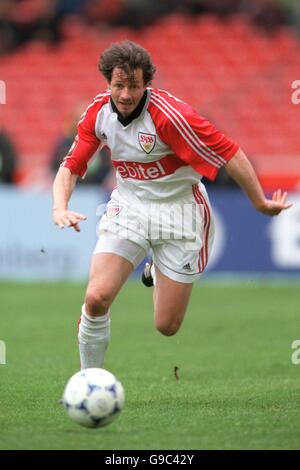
left=0, top=0, right=299, bottom=281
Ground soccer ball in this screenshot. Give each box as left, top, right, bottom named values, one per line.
left=62, top=368, right=125, bottom=428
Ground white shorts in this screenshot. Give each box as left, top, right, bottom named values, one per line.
left=94, top=183, right=214, bottom=283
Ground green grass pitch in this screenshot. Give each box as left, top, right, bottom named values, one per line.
left=0, top=280, right=299, bottom=450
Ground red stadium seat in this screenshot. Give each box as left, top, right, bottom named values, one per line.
left=1, top=14, right=299, bottom=189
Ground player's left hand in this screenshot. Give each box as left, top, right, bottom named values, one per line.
left=256, top=189, right=293, bottom=216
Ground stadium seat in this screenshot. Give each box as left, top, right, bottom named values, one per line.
left=1, top=14, right=299, bottom=189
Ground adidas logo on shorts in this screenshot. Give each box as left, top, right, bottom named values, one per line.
left=182, top=263, right=192, bottom=271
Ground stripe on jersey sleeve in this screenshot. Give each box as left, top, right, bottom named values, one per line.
left=61, top=93, right=110, bottom=177
left=149, top=89, right=239, bottom=179
left=152, top=91, right=226, bottom=167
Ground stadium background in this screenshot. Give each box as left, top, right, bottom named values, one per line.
left=0, top=0, right=300, bottom=451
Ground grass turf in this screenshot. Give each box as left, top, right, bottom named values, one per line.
left=0, top=280, right=299, bottom=450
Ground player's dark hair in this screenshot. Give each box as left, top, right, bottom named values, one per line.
left=99, top=40, right=156, bottom=85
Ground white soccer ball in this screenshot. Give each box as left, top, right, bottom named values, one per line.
left=62, top=368, right=125, bottom=428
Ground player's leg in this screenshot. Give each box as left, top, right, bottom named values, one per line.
left=78, top=234, right=147, bottom=369
left=149, top=182, right=214, bottom=336
left=85, top=252, right=133, bottom=317
left=153, top=265, right=193, bottom=336
left=78, top=252, right=133, bottom=370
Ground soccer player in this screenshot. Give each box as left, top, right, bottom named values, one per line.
left=52, top=40, right=292, bottom=369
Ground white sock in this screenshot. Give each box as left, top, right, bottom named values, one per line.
left=151, top=263, right=156, bottom=286
left=78, top=305, right=111, bottom=369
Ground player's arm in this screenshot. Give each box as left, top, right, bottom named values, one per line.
left=225, top=148, right=292, bottom=216
left=52, top=99, right=102, bottom=231
left=149, top=91, right=292, bottom=216
left=53, top=167, right=87, bottom=232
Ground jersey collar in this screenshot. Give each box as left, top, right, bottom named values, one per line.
left=110, top=90, right=149, bottom=126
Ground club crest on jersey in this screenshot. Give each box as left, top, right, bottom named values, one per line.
left=138, top=132, right=156, bottom=154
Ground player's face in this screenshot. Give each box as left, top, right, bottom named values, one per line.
left=109, top=67, right=147, bottom=117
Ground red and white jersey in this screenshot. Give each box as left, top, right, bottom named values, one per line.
left=62, top=88, right=239, bottom=200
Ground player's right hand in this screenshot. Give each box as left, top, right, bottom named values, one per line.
left=53, top=208, right=87, bottom=232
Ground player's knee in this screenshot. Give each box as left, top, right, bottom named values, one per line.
left=85, top=288, right=112, bottom=316
left=155, top=318, right=180, bottom=337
